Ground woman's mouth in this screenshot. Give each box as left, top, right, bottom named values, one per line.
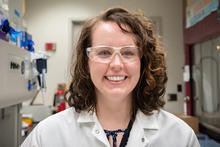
left=104, top=76, right=127, bottom=82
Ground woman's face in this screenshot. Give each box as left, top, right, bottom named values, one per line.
left=88, top=21, right=141, bottom=102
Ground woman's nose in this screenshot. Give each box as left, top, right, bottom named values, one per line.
left=109, top=53, right=124, bottom=71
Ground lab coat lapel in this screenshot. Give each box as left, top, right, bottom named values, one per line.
left=127, top=118, right=149, bottom=147
left=77, top=110, right=110, bottom=147
left=127, top=110, right=159, bottom=147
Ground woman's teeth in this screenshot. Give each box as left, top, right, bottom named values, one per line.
left=106, top=76, right=126, bottom=81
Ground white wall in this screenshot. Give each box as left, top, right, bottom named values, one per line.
left=24, top=0, right=185, bottom=113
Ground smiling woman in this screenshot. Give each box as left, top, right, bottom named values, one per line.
left=88, top=21, right=141, bottom=108
left=67, top=8, right=167, bottom=116
left=21, top=7, right=200, bottom=147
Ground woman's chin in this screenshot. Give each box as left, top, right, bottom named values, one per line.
left=103, top=89, right=132, bottom=101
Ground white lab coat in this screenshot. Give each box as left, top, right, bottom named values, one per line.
left=21, top=107, right=200, bottom=147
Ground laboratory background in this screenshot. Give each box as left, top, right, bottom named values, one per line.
left=0, top=0, right=220, bottom=146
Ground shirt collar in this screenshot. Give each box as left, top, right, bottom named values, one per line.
left=135, top=109, right=160, bottom=130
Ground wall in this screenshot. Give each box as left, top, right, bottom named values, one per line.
left=24, top=0, right=185, bottom=113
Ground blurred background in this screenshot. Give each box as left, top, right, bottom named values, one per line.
left=0, top=0, right=219, bottom=146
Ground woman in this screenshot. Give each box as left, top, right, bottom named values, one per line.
left=21, top=7, right=200, bottom=147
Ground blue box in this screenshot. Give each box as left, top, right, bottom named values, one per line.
left=197, top=134, right=220, bottom=147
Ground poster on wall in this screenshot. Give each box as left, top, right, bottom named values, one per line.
left=186, top=0, right=219, bottom=28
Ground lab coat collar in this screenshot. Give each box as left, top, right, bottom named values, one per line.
left=77, top=110, right=110, bottom=147
left=127, top=110, right=160, bottom=147
left=77, top=110, right=96, bottom=123
left=76, top=109, right=160, bottom=129
left=76, top=109, right=160, bottom=147
left=136, top=109, right=160, bottom=130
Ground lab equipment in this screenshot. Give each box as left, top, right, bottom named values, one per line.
left=0, top=39, right=38, bottom=108
left=20, top=51, right=50, bottom=124
left=0, top=39, right=38, bottom=147
left=30, top=51, right=48, bottom=104
left=1, top=18, right=35, bottom=52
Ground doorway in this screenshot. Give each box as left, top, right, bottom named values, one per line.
left=192, top=35, right=220, bottom=134
left=67, top=21, right=84, bottom=81
left=71, top=21, right=84, bottom=64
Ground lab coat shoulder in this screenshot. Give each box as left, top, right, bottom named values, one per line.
left=154, top=109, right=200, bottom=147
left=158, top=109, right=193, bottom=131
left=20, top=107, right=80, bottom=147
left=126, top=109, right=200, bottom=147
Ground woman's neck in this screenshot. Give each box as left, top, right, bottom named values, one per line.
left=96, top=94, right=132, bottom=130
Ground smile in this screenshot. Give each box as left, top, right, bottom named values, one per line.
left=105, top=76, right=127, bottom=81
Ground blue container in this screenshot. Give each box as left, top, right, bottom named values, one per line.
left=0, top=30, right=9, bottom=41
left=197, top=134, right=220, bottom=147
left=20, top=31, right=31, bottom=49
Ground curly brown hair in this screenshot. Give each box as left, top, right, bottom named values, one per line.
left=65, top=7, right=167, bottom=115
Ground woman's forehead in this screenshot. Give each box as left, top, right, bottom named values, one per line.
left=91, top=21, right=136, bottom=46
left=92, top=21, right=131, bottom=33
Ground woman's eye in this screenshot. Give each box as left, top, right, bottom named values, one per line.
left=97, top=50, right=112, bottom=56
left=122, top=51, right=135, bottom=56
